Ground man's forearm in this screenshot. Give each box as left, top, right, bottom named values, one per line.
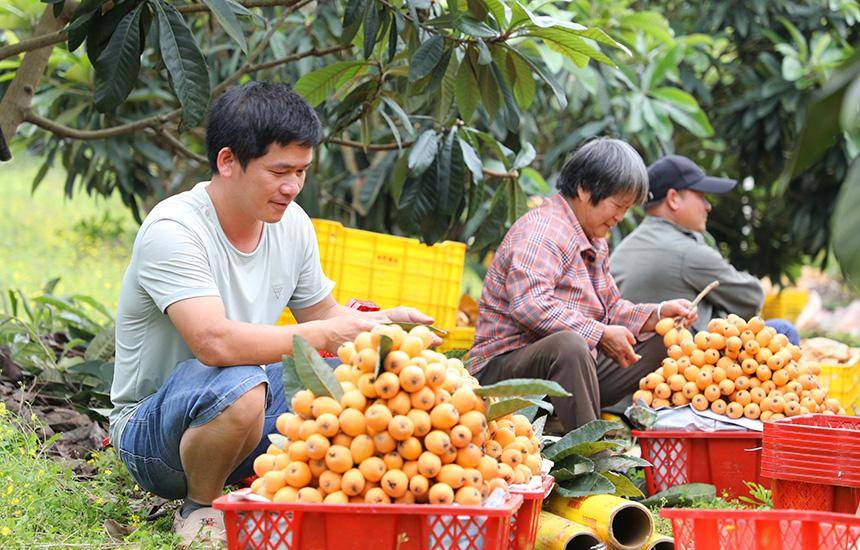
left=199, top=319, right=328, bottom=366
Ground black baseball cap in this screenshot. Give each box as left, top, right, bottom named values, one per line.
left=646, top=155, right=736, bottom=203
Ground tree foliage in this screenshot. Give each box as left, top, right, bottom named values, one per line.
left=1, top=0, right=858, bottom=281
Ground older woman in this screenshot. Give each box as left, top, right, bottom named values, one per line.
left=468, top=138, right=696, bottom=432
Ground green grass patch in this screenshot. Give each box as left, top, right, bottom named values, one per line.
left=0, top=151, right=134, bottom=309
left=0, top=402, right=177, bottom=547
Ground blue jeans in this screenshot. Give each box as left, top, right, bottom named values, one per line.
left=117, top=359, right=288, bottom=500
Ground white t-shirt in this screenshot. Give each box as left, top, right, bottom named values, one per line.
left=108, top=182, right=334, bottom=444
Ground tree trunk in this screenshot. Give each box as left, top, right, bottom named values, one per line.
left=0, top=3, right=76, bottom=148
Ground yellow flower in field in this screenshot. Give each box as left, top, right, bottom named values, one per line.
left=36, top=469, right=44, bottom=477
left=131, top=514, right=141, bottom=526
left=5, top=485, right=12, bottom=495
left=103, top=469, right=112, bottom=476
left=9, top=499, right=18, bottom=506
left=1, top=526, right=10, bottom=536
left=95, top=496, right=104, bottom=505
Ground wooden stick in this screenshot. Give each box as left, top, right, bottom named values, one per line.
left=675, top=280, right=720, bottom=327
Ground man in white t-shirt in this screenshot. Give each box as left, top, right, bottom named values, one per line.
left=109, top=82, right=434, bottom=544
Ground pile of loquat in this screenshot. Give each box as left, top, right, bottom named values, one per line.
left=250, top=324, right=543, bottom=505
left=634, top=315, right=847, bottom=420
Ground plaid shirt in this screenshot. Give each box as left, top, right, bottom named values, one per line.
left=468, top=194, right=657, bottom=375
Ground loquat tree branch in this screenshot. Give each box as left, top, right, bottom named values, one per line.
left=0, top=29, right=69, bottom=62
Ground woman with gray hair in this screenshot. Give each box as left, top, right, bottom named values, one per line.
left=467, top=138, right=697, bottom=433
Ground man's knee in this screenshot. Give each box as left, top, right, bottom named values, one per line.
left=222, top=383, right=266, bottom=429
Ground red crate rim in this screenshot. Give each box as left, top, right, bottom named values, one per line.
left=632, top=429, right=762, bottom=439
left=212, top=493, right=523, bottom=517
left=509, top=475, right=554, bottom=500
left=661, top=507, right=860, bottom=523
left=765, top=414, right=860, bottom=432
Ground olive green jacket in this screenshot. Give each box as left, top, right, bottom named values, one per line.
left=609, top=216, right=764, bottom=332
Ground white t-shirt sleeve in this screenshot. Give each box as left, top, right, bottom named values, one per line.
left=287, top=215, right=335, bottom=309
left=136, top=219, right=221, bottom=313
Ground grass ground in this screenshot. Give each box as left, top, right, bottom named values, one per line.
left=0, top=403, right=178, bottom=548
left=0, top=150, right=134, bottom=310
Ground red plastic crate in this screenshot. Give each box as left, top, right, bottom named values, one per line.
left=762, top=414, right=860, bottom=512
left=771, top=479, right=860, bottom=514
left=212, top=494, right=523, bottom=550
left=508, top=475, right=554, bottom=550
left=662, top=508, right=860, bottom=550
left=632, top=430, right=763, bottom=500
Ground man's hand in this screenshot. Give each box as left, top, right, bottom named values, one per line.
left=320, top=315, right=379, bottom=353
left=599, top=325, right=640, bottom=368
left=660, top=299, right=697, bottom=327
left=369, top=306, right=434, bottom=325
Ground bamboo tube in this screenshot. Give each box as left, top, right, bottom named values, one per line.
left=546, top=494, right=653, bottom=550
left=644, top=530, right=674, bottom=550
left=535, top=511, right=601, bottom=550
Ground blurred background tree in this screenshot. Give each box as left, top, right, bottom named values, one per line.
left=1, top=0, right=858, bottom=285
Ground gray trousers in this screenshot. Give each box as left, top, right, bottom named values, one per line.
left=476, top=331, right=664, bottom=432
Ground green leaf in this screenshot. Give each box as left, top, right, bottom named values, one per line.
left=526, top=27, right=614, bottom=67
left=358, top=153, right=396, bottom=215
left=592, top=455, right=651, bottom=474
left=85, top=0, right=140, bottom=66
left=437, top=127, right=457, bottom=215
left=550, top=455, right=594, bottom=480
left=660, top=101, right=714, bottom=138
left=617, top=11, right=674, bottom=43
left=454, top=57, right=480, bottom=121
left=554, top=473, right=615, bottom=497
left=454, top=14, right=497, bottom=38
left=391, top=153, right=410, bottom=206
left=373, top=334, right=394, bottom=379
left=651, top=87, right=701, bottom=113
left=84, top=325, right=116, bottom=362
left=458, top=136, right=483, bottom=183
left=475, top=378, right=570, bottom=397
left=381, top=97, right=414, bottom=138
left=201, top=0, right=247, bottom=53
left=93, top=4, right=144, bottom=112
left=363, top=3, right=380, bottom=58
left=294, top=61, right=370, bottom=107
left=408, top=35, right=445, bottom=82
left=833, top=157, right=860, bottom=285
left=542, top=420, right=623, bottom=461
left=153, top=0, right=211, bottom=128
left=486, top=397, right=552, bottom=420
left=407, top=129, right=438, bottom=176
left=506, top=50, right=535, bottom=110
left=513, top=142, right=536, bottom=170
left=481, top=0, right=510, bottom=29
left=603, top=471, right=645, bottom=498
left=647, top=45, right=683, bottom=90
left=342, top=0, right=369, bottom=45
left=509, top=48, right=567, bottom=109
left=292, top=335, right=344, bottom=401
left=281, top=355, right=304, bottom=405
left=640, top=483, right=716, bottom=507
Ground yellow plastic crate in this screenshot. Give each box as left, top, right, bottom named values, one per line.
left=762, top=288, right=809, bottom=322
left=437, top=326, right=476, bottom=353
left=818, top=354, right=860, bottom=413
left=277, top=219, right=466, bottom=328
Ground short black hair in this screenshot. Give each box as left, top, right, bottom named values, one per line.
left=556, top=137, right=649, bottom=206
left=205, top=81, right=323, bottom=174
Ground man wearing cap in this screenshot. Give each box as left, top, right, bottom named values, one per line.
left=610, top=155, right=764, bottom=333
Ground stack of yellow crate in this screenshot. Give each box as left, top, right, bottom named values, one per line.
left=277, top=220, right=475, bottom=353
